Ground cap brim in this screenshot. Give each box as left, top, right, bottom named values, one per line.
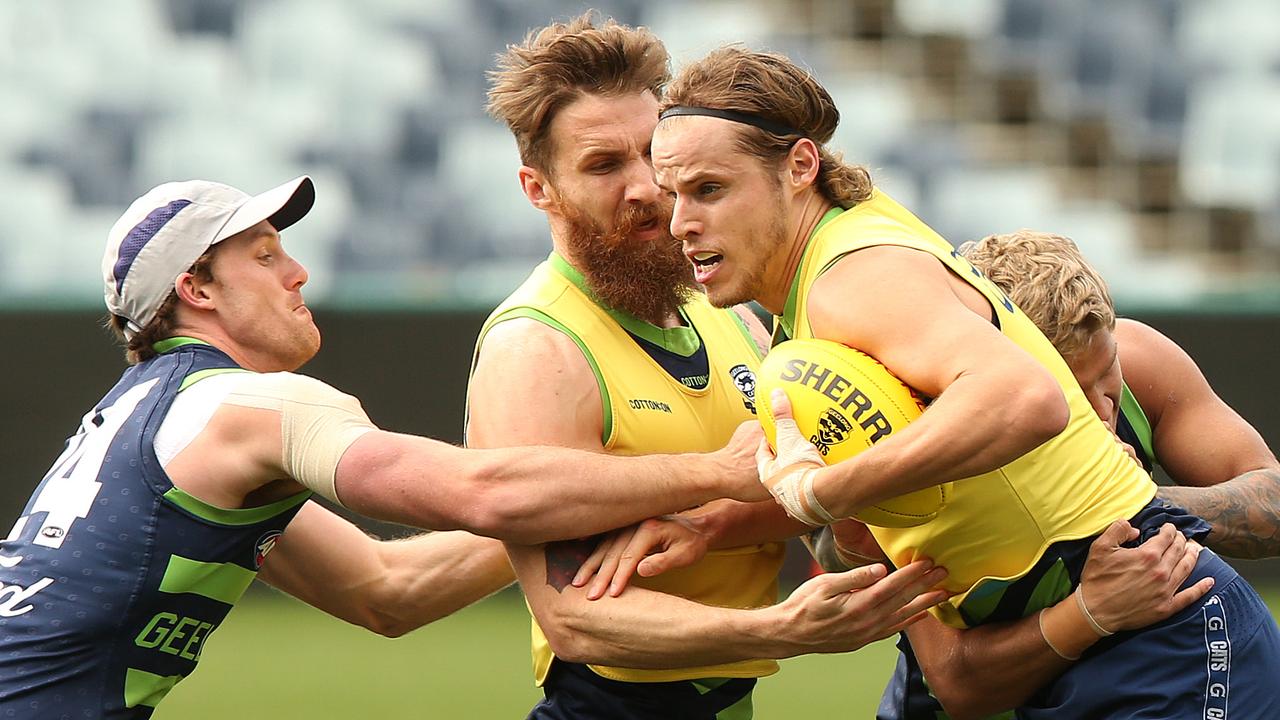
left=213, top=175, right=316, bottom=244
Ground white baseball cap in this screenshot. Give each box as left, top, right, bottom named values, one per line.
left=103, top=175, right=315, bottom=335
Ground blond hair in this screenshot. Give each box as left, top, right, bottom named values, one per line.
left=485, top=12, right=669, bottom=174
left=959, top=230, right=1115, bottom=359
left=662, top=46, right=872, bottom=208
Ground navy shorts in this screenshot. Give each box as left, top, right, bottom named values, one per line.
left=1020, top=549, right=1280, bottom=719
left=527, top=660, right=756, bottom=720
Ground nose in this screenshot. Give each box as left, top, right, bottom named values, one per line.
left=1091, top=393, right=1118, bottom=430
left=670, top=195, right=701, bottom=240
left=284, top=253, right=309, bottom=291
left=623, top=162, right=662, bottom=206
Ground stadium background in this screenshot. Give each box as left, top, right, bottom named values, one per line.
left=1, top=0, right=1278, bottom=716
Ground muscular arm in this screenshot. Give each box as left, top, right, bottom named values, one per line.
left=1116, top=319, right=1280, bottom=557
left=805, top=247, right=1069, bottom=517
left=258, top=502, right=514, bottom=637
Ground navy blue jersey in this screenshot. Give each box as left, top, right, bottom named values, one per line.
left=0, top=340, right=310, bottom=719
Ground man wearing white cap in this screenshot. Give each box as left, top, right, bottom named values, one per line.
left=0, top=176, right=909, bottom=719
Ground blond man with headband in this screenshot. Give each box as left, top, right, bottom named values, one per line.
left=650, top=46, right=1280, bottom=718
left=0, top=174, right=789, bottom=719
left=470, top=14, right=949, bottom=719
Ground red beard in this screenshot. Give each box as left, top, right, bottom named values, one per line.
left=556, top=199, right=698, bottom=325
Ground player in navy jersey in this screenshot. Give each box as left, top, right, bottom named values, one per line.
left=0, top=175, right=907, bottom=719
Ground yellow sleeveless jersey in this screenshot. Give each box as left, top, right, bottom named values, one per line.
left=779, top=192, right=1156, bottom=628
left=475, top=253, right=785, bottom=683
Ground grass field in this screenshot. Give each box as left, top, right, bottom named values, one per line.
left=157, top=584, right=1280, bottom=719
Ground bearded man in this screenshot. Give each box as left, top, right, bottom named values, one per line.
left=468, top=14, right=949, bottom=719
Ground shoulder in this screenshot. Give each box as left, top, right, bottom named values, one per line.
left=1115, top=318, right=1203, bottom=423
left=228, top=371, right=364, bottom=412
left=468, top=318, right=604, bottom=447
left=475, top=316, right=594, bottom=380
left=1114, top=319, right=1192, bottom=390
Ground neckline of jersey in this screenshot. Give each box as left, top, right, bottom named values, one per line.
left=776, top=205, right=846, bottom=342
left=153, top=336, right=211, bottom=353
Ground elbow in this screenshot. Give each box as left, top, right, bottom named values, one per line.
left=931, top=689, right=993, bottom=720
left=537, top=608, right=598, bottom=665
left=362, top=612, right=416, bottom=639
left=1017, top=375, right=1069, bottom=445
left=458, top=474, right=543, bottom=543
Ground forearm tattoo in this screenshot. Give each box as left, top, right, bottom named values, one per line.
left=544, top=536, right=602, bottom=593
left=1158, top=469, right=1280, bottom=559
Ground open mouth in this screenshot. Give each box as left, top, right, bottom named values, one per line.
left=689, top=251, right=724, bottom=282
left=691, top=250, right=723, bottom=270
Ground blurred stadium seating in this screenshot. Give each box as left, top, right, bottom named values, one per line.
left=0, top=0, right=1276, bottom=309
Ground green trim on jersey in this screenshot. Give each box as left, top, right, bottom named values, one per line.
left=548, top=253, right=702, bottom=356
left=158, top=555, right=257, bottom=605
left=178, top=367, right=247, bottom=392
left=486, top=305, right=614, bottom=445
left=124, top=668, right=182, bottom=709
left=777, top=206, right=844, bottom=343
left=1120, top=382, right=1155, bottom=464
left=153, top=336, right=211, bottom=353
left=162, top=486, right=311, bottom=527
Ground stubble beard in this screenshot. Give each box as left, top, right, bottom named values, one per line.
left=706, top=193, right=788, bottom=309
left=557, top=198, right=698, bottom=325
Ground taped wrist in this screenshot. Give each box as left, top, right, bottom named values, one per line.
left=223, top=372, right=376, bottom=506
left=766, top=463, right=835, bottom=527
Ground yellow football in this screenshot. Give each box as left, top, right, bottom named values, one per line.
left=757, top=338, right=945, bottom=528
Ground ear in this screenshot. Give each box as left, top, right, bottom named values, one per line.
left=518, top=166, right=557, bottom=211
left=785, top=138, right=822, bottom=192
left=174, top=271, right=216, bottom=312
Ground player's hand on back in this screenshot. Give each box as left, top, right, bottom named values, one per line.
left=769, top=560, right=948, bottom=655
left=1078, top=520, right=1213, bottom=633
left=573, top=514, right=712, bottom=599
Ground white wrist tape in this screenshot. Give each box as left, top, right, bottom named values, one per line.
left=223, top=372, right=376, bottom=506
left=769, top=465, right=836, bottom=527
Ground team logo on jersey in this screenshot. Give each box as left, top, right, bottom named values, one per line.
left=728, top=364, right=757, bottom=414
left=254, top=530, right=283, bottom=569
left=811, top=408, right=853, bottom=456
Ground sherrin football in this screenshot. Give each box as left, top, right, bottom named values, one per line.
left=757, top=338, right=945, bottom=528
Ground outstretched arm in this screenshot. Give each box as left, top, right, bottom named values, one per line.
left=165, top=363, right=765, bottom=546
left=259, top=502, right=514, bottom=637
left=334, top=422, right=763, bottom=545
left=1116, top=319, right=1280, bottom=558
